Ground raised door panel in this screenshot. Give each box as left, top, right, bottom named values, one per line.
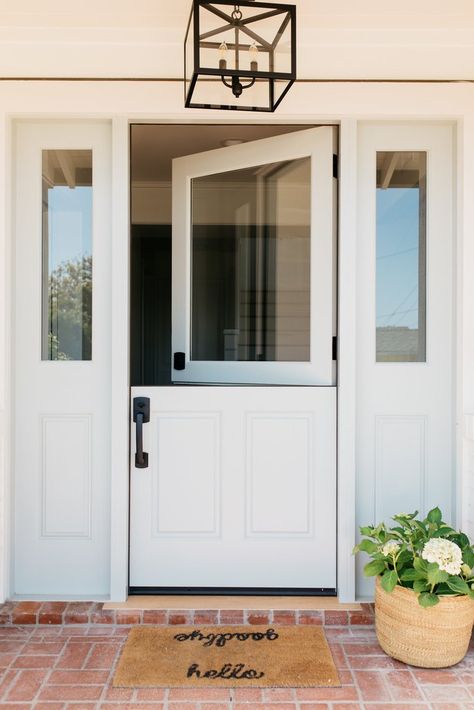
left=151, top=414, right=220, bottom=536
left=41, top=415, right=92, bottom=538
left=246, top=414, right=313, bottom=536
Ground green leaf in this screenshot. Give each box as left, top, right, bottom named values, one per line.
left=412, top=520, right=428, bottom=534
left=427, top=507, right=442, bottom=525
left=381, top=569, right=398, bottom=593
left=427, top=563, right=449, bottom=586
left=413, top=579, right=430, bottom=593
left=446, top=576, right=470, bottom=595
left=363, top=559, right=386, bottom=577
left=414, top=557, right=428, bottom=573
left=432, top=527, right=456, bottom=538
left=435, top=582, right=452, bottom=595
left=359, top=526, right=375, bottom=537
left=400, top=568, right=422, bottom=581
left=418, top=592, right=440, bottom=608
left=397, top=550, right=413, bottom=566
left=463, top=549, right=474, bottom=568
left=357, top=539, right=379, bottom=554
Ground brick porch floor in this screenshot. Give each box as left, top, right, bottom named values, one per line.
left=0, top=606, right=472, bottom=709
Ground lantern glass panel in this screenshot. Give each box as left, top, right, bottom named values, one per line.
left=273, top=79, right=293, bottom=108
left=189, top=74, right=272, bottom=111
left=273, top=18, right=292, bottom=74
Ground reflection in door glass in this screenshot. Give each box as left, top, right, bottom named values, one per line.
left=41, top=150, right=93, bottom=361
left=376, top=151, right=426, bottom=362
left=191, top=158, right=311, bottom=362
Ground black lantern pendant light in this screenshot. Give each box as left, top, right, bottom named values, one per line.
left=184, top=0, right=296, bottom=112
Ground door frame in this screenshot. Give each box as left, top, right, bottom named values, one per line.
left=122, top=118, right=355, bottom=600
left=1, top=80, right=469, bottom=602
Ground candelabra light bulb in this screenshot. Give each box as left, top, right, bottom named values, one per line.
left=219, top=41, right=228, bottom=61
left=218, top=41, right=228, bottom=70
left=249, top=42, right=259, bottom=72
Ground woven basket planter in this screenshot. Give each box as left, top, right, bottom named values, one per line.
left=375, top=576, right=474, bottom=668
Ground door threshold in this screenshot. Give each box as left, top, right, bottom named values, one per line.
left=104, top=595, right=362, bottom=611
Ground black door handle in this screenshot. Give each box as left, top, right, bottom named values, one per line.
left=133, top=397, right=150, bottom=468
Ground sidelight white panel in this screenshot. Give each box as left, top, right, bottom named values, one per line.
left=14, top=121, right=112, bottom=597
left=246, top=414, right=313, bottom=536
left=375, top=415, right=426, bottom=524
left=41, top=415, right=91, bottom=538
left=152, top=414, right=220, bottom=536
left=356, top=123, right=454, bottom=599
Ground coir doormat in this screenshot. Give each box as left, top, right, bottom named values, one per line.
left=113, top=626, right=340, bottom=688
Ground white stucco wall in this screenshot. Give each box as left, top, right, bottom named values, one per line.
left=0, top=0, right=473, bottom=600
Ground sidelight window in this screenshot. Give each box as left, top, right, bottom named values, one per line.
left=41, top=149, right=93, bottom=361
left=376, top=151, right=427, bottom=363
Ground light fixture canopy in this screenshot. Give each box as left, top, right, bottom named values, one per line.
left=184, top=0, right=296, bottom=112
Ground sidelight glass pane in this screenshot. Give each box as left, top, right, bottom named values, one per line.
left=376, top=151, right=426, bottom=362
left=191, top=157, right=311, bottom=362
left=42, top=150, right=93, bottom=361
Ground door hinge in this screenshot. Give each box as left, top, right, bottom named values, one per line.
left=332, top=336, right=338, bottom=361
left=332, top=154, right=338, bottom=179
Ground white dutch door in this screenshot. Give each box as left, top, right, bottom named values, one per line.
left=130, top=127, right=337, bottom=590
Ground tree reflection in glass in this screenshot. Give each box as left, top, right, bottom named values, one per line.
left=42, top=150, right=93, bottom=361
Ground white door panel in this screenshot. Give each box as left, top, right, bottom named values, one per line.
left=14, top=122, right=112, bottom=596
left=130, top=386, right=336, bottom=589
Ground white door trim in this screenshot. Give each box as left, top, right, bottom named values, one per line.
left=0, top=113, right=13, bottom=604
left=337, top=119, right=358, bottom=602
left=118, top=119, right=354, bottom=601
left=110, top=117, right=130, bottom=601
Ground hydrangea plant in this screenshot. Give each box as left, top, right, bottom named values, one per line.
left=353, top=508, right=474, bottom=607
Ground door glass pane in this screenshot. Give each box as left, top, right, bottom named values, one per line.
left=191, top=157, right=311, bottom=362
left=376, top=151, right=426, bottom=362
left=42, top=150, right=93, bottom=361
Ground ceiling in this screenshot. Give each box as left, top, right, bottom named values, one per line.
left=131, top=124, right=310, bottom=183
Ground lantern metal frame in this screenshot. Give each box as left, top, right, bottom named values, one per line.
left=184, top=0, right=296, bottom=112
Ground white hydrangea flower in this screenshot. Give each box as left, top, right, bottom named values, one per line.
left=381, top=540, right=400, bottom=557
left=421, top=538, right=463, bottom=575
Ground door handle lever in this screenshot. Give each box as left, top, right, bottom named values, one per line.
left=133, top=397, right=150, bottom=468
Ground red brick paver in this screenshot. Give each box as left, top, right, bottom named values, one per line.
left=0, top=620, right=469, bottom=708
